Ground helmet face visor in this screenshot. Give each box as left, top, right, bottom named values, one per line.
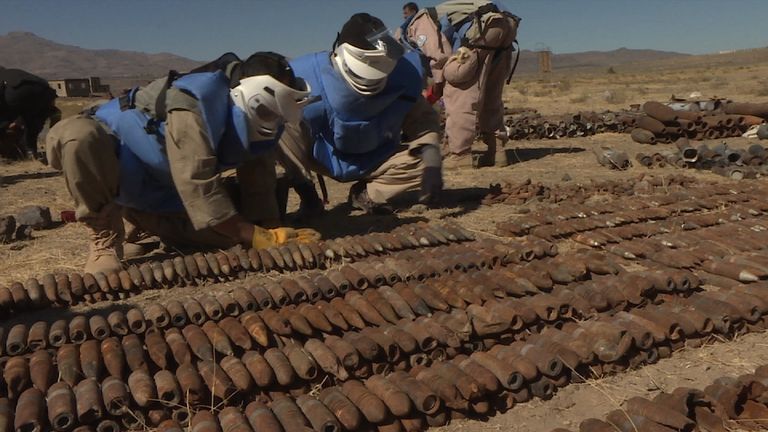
left=365, top=27, right=406, bottom=62
left=230, top=75, right=312, bottom=141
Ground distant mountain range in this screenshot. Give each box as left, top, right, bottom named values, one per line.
left=0, top=31, right=691, bottom=87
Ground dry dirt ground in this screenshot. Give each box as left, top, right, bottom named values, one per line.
left=2, top=57, right=768, bottom=431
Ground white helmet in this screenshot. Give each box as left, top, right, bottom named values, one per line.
left=230, top=74, right=312, bottom=141
left=333, top=28, right=405, bottom=95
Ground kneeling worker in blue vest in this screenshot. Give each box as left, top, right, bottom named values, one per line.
left=277, top=13, right=443, bottom=215
left=45, top=52, right=321, bottom=275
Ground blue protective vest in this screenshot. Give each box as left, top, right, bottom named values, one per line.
left=289, top=51, right=423, bottom=181
left=93, top=71, right=276, bottom=213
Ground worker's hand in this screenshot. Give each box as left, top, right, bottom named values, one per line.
left=252, top=226, right=321, bottom=249
left=419, top=166, right=443, bottom=204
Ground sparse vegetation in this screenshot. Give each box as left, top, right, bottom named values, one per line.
left=607, top=66, right=617, bottom=74
left=569, top=93, right=589, bottom=103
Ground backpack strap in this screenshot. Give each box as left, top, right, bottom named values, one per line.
left=154, top=69, right=181, bottom=122
left=506, top=40, right=520, bottom=84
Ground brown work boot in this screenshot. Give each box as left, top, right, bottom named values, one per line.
left=442, top=152, right=473, bottom=169
left=474, top=132, right=510, bottom=167
left=83, top=204, right=125, bottom=274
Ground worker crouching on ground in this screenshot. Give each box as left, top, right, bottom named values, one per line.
left=405, top=1, right=520, bottom=169
left=277, top=13, right=443, bottom=216
left=46, top=52, right=320, bottom=274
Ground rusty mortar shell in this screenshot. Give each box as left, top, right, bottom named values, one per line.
left=29, top=349, right=55, bottom=393
left=158, top=300, right=186, bottom=328
left=279, top=306, right=314, bottom=336
left=121, top=333, right=148, bottom=372
left=393, top=283, right=431, bottom=316
left=47, top=381, right=76, bottom=431
left=73, top=378, right=105, bottom=425
left=201, top=321, right=234, bottom=356
left=231, top=287, right=257, bottom=313
left=280, top=278, right=307, bottom=304
left=364, top=374, right=413, bottom=417
left=25, top=278, right=48, bottom=309
left=343, top=332, right=383, bottom=362
left=264, top=348, right=296, bottom=386
left=84, top=315, right=108, bottom=341
left=54, top=273, right=73, bottom=304
left=190, top=410, right=221, bottom=432
left=217, top=317, right=252, bottom=351
left=153, top=370, right=182, bottom=407
left=240, top=351, right=274, bottom=388
left=625, top=396, right=695, bottom=431
left=4, top=355, right=30, bottom=400
left=413, top=366, right=466, bottom=411
left=216, top=292, right=240, bottom=316
left=327, top=298, right=364, bottom=330
left=15, top=388, right=46, bottom=432
left=240, top=311, right=270, bottom=348
left=304, top=339, right=348, bottom=380
left=258, top=248, right=276, bottom=272
left=360, top=327, right=401, bottom=362
left=377, top=286, right=416, bottom=320
left=326, top=270, right=352, bottom=294
left=99, top=337, right=125, bottom=380
left=100, top=376, right=129, bottom=416
left=259, top=308, right=292, bottom=336
left=174, top=362, right=206, bottom=408
left=203, top=252, right=221, bottom=278
left=282, top=342, right=318, bottom=381
left=127, top=368, right=156, bottom=408
left=341, top=379, right=389, bottom=424
left=125, top=308, right=147, bottom=334
left=79, top=339, right=102, bottom=380
left=293, top=276, right=322, bottom=303
left=244, top=401, right=283, bottom=432
left=199, top=294, right=224, bottom=321
left=247, top=285, right=274, bottom=310
left=296, top=303, right=333, bottom=333
left=345, top=291, right=388, bottom=326
left=56, top=343, right=82, bottom=387
left=144, top=329, right=170, bottom=370
left=387, top=371, right=441, bottom=415
left=315, top=301, right=350, bottom=331
left=182, top=324, right=214, bottom=362
left=40, top=274, right=58, bottom=304
left=271, top=396, right=312, bottom=430
left=6, top=323, right=28, bottom=355
left=362, top=289, right=402, bottom=323
left=183, top=299, right=207, bottom=326
left=470, top=351, right=526, bottom=390
left=261, top=281, right=289, bottom=307
left=106, top=311, right=128, bottom=336
left=164, top=327, right=192, bottom=366
left=196, top=360, right=236, bottom=401
left=411, top=283, right=450, bottom=312
left=397, top=320, right=438, bottom=352
left=319, top=386, right=363, bottom=431
left=27, top=321, right=48, bottom=352
left=295, top=394, right=340, bottom=432
left=323, top=335, right=360, bottom=370
left=146, top=303, right=171, bottom=329
left=67, top=315, right=89, bottom=344
left=219, top=355, right=253, bottom=393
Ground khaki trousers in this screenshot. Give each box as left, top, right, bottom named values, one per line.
left=46, top=116, right=237, bottom=249
left=443, top=50, right=511, bottom=155
left=277, top=122, right=425, bottom=204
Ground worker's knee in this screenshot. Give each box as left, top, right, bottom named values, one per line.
left=47, top=116, right=115, bottom=170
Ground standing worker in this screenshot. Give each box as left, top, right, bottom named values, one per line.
left=46, top=52, right=319, bottom=274
left=396, top=2, right=420, bottom=39
left=405, top=0, right=520, bottom=168
left=277, top=13, right=443, bottom=216
left=0, top=67, right=61, bottom=159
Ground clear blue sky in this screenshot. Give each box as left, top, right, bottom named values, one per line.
left=2, top=0, right=767, bottom=60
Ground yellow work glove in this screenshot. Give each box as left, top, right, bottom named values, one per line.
left=252, top=226, right=322, bottom=249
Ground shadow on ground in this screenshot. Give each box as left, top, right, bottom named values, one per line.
left=504, top=146, right=586, bottom=165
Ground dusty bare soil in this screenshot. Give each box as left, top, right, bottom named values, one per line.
left=2, top=57, right=768, bottom=431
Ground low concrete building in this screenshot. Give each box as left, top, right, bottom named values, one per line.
left=48, top=77, right=110, bottom=97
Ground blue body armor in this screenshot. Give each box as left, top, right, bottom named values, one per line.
left=289, top=52, right=423, bottom=181
left=94, top=71, right=276, bottom=213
